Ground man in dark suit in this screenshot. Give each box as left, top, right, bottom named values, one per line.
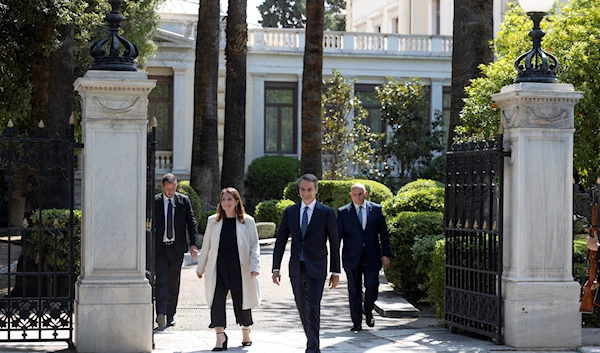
left=337, top=183, right=391, bottom=332
left=154, top=173, right=198, bottom=329
left=272, top=174, right=340, bottom=353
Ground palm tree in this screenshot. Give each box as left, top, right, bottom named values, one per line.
left=300, top=0, right=325, bottom=177
left=221, top=0, right=248, bottom=194
left=447, top=0, right=493, bottom=150
left=191, top=0, right=221, bottom=211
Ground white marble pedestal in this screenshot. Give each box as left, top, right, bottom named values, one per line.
left=73, top=71, right=156, bottom=353
left=492, top=83, right=583, bottom=349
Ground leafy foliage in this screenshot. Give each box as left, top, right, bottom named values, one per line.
left=375, top=78, right=444, bottom=182
left=258, top=0, right=345, bottom=30
left=459, top=1, right=600, bottom=185
left=398, top=178, right=445, bottom=194
left=321, top=70, right=383, bottom=180
left=383, top=187, right=444, bottom=214
left=245, top=155, right=300, bottom=202
left=256, top=222, right=276, bottom=239
left=254, top=199, right=295, bottom=231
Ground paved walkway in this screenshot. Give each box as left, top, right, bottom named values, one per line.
left=0, top=240, right=597, bottom=352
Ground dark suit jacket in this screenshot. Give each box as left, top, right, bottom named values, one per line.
left=154, top=192, right=198, bottom=254
left=337, top=201, right=391, bottom=270
left=273, top=201, right=341, bottom=280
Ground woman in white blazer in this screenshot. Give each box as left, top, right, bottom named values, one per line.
left=196, top=187, right=261, bottom=351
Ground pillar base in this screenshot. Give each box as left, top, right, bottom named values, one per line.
left=503, top=280, right=581, bottom=349
left=75, top=279, right=152, bottom=353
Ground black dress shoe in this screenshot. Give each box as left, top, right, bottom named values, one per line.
left=366, top=314, right=375, bottom=327
left=168, top=319, right=176, bottom=327
left=350, top=326, right=362, bottom=332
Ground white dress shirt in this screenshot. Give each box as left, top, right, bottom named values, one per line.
left=299, top=199, right=317, bottom=228
left=353, top=202, right=367, bottom=230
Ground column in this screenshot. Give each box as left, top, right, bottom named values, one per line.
left=492, top=83, right=583, bottom=349
left=297, top=76, right=303, bottom=160
left=252, top=73, right=265, bottom=160
left=73, top=70, right=156, bottom=353
left=171, top=67, right=192, bottom=178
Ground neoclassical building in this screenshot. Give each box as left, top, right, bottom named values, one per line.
left=146, top=0, right=518, bottom=179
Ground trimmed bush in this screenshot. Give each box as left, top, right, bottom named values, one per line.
left=255, top=199, right=295, bottom=231
left=384, top=211, right=443, bottom=302
left=256, top=222, right=276, bottom=239
left=245, top=155, right=300, bottom=201
left=199, top=211, right=216, bottom=234
left=383, top=187, right=444, bottom=214
left=413, top=234, right=444, bottom=319
left=282, top=179, right=392, bottom=211
left=398, top=179, right=444, bottom=194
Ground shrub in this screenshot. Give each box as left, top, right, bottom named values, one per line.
left=413, top=234, right=444, bottom=319
left=255, top=199, right=295, bottom=231
left=398, top=179, right=445, bottom=194
left=245, top=155, right=300, bottom=202
left=282, top=179, right=392, bottom=211
left=199, top=211, right=216, bottom=234
left=256, top=222, right=276, bottom=239
left=383, top=187, right=444, bottom=214
left=384, top=211, right=443, bottom=302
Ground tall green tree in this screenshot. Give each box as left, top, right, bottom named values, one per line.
left=300, top=0, right=325, bottom=177
left=447, top=0, right=493, bottom=150
left=321, top=70, right=381, bottom=179
left=458, top=1, right=600, bottom=186
left=191, top=0, right=221, bottom=211
left=376, top=78, right=444, bottom=181
left=221, top=0, right=248, bottom=193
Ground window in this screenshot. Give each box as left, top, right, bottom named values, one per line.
left=355, top=84, right=385, bottom=148
left=442, top=86, right=451, bottom=149
left=433, top=0, right=441, bottom=35
left=392, top=17, right=399, bottom=33
left=147, top=76, right=173, bottom=151
left=264, top=82, right=297, bottom=154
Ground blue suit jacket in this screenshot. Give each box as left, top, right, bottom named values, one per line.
left=337, top=201, right=391, bottom=270
left=272, top=201, right=341, bottom=280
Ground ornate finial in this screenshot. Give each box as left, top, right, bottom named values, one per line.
left=492, top=221, right=497, bottom=231
left=90, top=0, right=139, bottom=71
left=514, top=11, right=558, bottom=83
left=151, top=116, right=158, bottom=128
left=38, top=120, right=45, bottom=129
left=482, top=221, right=488, bottom=230
left=473, top=220, right=479, bottom=230
left=457, top=219, right=462, bottom=228
left=448, top=220, right=454, bottom=228
left=7, top=120, right=14, bottom=128
left=53, top=219, right=60, bottom=228
left=22, top=218, right=28, bottom=228
left=465, top=219, right=470, bottom=229
left=69, top=114, right=76, bottom=125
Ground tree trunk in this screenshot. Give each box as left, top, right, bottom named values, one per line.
left=221, top=0, right=248, bottom=194
left=191, top=0, right=221, bottom=212
left=301, top=0, right=325, bottom=178
left=447, top=0, right=493, bottom=150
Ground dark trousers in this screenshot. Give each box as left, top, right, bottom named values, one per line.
left=345, top=264, right=379, bottom=328
left=155, top=243, right=184, bottom=320
left=290, top=262, right=325, bottom=353
left=210, top=277, right=253, bottom=328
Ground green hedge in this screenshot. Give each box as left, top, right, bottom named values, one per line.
left=245, top=155, right=300, bottom=202
left=256, top=222, right=276, bottom=239
left=413, top=235, right=445, bottom=319
left=398, top=179, right=445, bottom=194
left=282, top=179, right=392, bottom=211
left=383, top=187, right=444, bottom=214
left=384, top=211, right=443, bottom=302
left=255, top=199, right=295, bottom=231
left=198, top=211, right=216, bottom=234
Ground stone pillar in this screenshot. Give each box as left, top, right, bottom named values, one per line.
left=73, top=71, right=156, bottom=353
left=252, top=73, right=265, bottom=160
left=172, top=67, right=192, bottom=178
left=492, top=83, right=583, bottom=349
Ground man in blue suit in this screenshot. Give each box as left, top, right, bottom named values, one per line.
left=272, top=174, right=340, bottom=353
left=337, top=183, right=390, bottom=332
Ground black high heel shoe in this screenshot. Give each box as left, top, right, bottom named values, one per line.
left=213, top=332, right=228, bottom=351
left=241, top=327, right=252, bottom=347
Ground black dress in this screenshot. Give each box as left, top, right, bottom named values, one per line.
left=209, top=217, right=253, bottom=328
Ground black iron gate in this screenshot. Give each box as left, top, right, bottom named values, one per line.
left=444, top=136, right=508, bottom=344
left=0, top=122, right=77, bottom=347
left=146, top=119, right=157, bottom=345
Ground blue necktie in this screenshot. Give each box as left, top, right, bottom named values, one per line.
left=301, top=206, right=309, bottom=238
left=358, top=205, right=364, bottom=229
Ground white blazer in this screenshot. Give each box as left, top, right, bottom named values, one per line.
left=196, top=214, right=261, bottom=310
